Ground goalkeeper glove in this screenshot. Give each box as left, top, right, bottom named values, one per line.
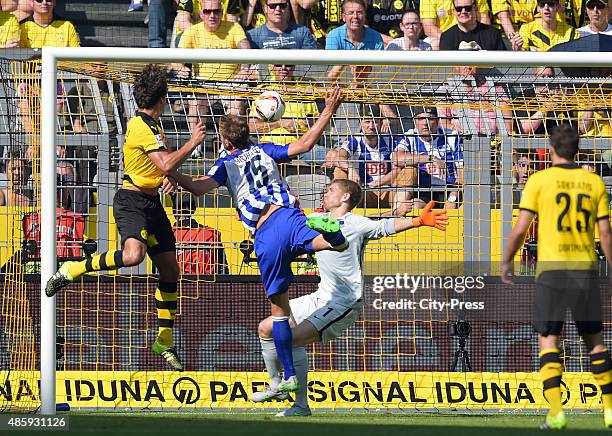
left=412, top=201, right=448, bottom=231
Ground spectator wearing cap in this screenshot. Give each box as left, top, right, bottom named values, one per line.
left=515, top=0, right=578, bottom=51
left=386, top=9, right=432, bottom=51
left=325, top=0, right=384, bottom=80
left=439, top=0, right=505, bottom=50
left=323, top=104, right=415, bottom=216
left=247, top=0, right=317, bottom=49
left=394, top=107, right=464, bottom=209
left=578, top=0, right=612, bottom=36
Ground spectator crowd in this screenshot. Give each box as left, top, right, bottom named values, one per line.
left=0, top=0, right=611, bottom=221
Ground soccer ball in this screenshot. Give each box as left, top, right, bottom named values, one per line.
left=253, top=91, right=286, bottom=122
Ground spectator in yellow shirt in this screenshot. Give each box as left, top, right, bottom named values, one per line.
left=0, top=10, right=19, bottom=47
left=173, top=0, right=250, bottom=150
left=20, top=0, right=79, bottom=48
left=174, top=0, right=245, bottom=46
left=420, top=0, right=490, bottom=50
left=490, top=0, right=583, bottom=39
left=18, top=0, right=80, bottom=135
left=514, top=0, right=578, bottom=51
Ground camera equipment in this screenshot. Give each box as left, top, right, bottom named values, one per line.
left=449, top=318, right=472, bottom=372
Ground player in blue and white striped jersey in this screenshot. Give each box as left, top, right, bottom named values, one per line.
left=324, top=104, right=414, bottom=216
left=394, top=107, right=464, bottom=209
left=251, top=179, right=448, bottom=416
left=172, top=87, right=345, bottom=394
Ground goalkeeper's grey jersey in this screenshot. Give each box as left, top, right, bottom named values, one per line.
left=315, top=212, right=396, bottom=307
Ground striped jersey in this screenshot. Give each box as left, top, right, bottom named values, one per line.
left=395, top=128, right=463, bottom=186
left=207, top=142, right=296, bottom=234
left=338, top=135, right=396, bottom=184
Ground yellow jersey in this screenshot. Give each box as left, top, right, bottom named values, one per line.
left=519, top=19, right=578, bottom=51
left=519, top=163, right=609, bottom=276
left=20, top=17, right=80, bottom=48
left=578, top=111, right=612, bottom=138
left=178, top=20, right=247, bottom=80
left=490, top=0, right=583, bottom=28
left=0, top=12, right=19, bottom=47
left=175, top=0, right=246, bottom=32
left=420, top=0, right=490, bottom=33
left=122, top=112, right=167, bottom=190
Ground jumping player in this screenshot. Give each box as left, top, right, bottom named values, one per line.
left=45, top=64, right=206, bottom=371
left=252, top=179, right=448, bottom=416
left=171, top=87, right=347, bottom=394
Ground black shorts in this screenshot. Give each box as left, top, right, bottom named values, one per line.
left=113, top=189, right=176, bottom=258
left=533, top=270, right=602, bottom=337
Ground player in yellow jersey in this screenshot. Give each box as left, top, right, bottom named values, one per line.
left=45, top=65, right=206, bottom=372
left=502, top=124, right=612, bottom=429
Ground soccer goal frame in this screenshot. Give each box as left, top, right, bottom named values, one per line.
left=40, top=47, right=612, bottom=414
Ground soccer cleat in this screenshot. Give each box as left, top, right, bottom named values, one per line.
left=128, top=2, right=144, bottom=11
left=277, top=375, right=300, bottom=394
left=539, top=411, right=568, bottom=430
left=604, top=408, right=612, bottom=428
left=45, top=261, right=76, bottom=297
left=306, top=215, right=340, bottom=234
left=250, top=386, right=289, bottom=402
left=152, top=340, right=184, bottom=372
left=275, top=405, right=312, bottom=417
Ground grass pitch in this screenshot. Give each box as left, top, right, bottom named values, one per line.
left=19, top=412, right=610, bottom=435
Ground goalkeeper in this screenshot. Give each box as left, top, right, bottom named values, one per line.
left=251, top=179, right=448, bottom=416
left=45, top=64, right=206, bottom=371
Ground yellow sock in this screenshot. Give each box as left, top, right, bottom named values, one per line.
left=540, top=348, right=563, bottom=416
left=590, top=348, right=612, bottom=411
left=155, top=282, right=177, bottom=348
left=67, top=250, right=124, bottom=279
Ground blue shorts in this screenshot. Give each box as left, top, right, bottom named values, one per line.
left=254, top=207, right=320, bottom=297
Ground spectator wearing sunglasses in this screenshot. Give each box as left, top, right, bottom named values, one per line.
left=19, top=0, right=79, bottom=48
left=174, top=0, right=244, bottom=47
left=515, top=0, right=578, bottom=51
left=578, top=0, right=612, bottom=36
left=439, top=0, right=505, bottom=50
left=175, top=0, right=250, bottom=136
left=420, top=0, right=490, bottom=50
left=247, top=0, right=316, bottom=49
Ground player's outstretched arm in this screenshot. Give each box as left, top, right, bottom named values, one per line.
left=286, top=87, right=342, bottom=158
left=148, top=120, right=206, bottom=175
left=501, top=209, right=535, bottom=284
left=169, top=171, right=220, bottom=196
left=393, top=200, right=449, bottom=233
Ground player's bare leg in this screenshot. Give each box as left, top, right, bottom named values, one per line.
left=151, top=251, right=184, bottom=371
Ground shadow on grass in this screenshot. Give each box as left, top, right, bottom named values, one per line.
left=56, top=413, right=607, bottom=436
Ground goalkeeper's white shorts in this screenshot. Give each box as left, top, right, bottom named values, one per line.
left=289, top=291, right=362, bottom=343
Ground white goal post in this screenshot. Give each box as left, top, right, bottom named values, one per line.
left=40, top=47, right=612, bottom=415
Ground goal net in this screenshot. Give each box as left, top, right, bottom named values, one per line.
left=1, top=48, right=611, bottom=413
